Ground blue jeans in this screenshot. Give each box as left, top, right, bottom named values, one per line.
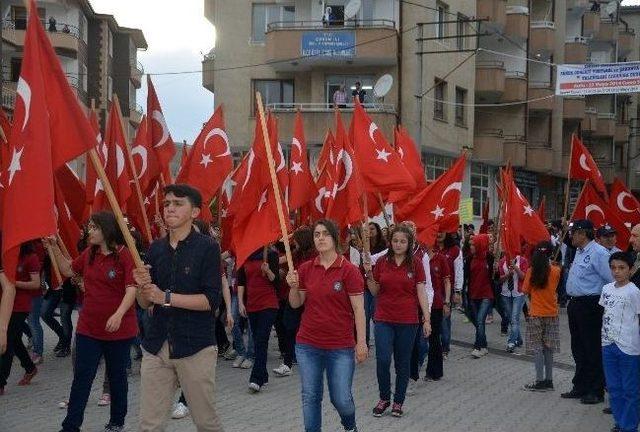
left=41, top=290, right=69, bottom=345
left=603, top=343, right=640, bottom=432
left=28, top=295, right=44, bottom=356
left=231, top=294, right=254, bottom=359
left=295, top=343, right=356, bottom=432
left=248, top=308, right=277, bottom=386
left=61, top=334, right=133, bottom=432
left=375, top=322, right=418, bottom=404
left=471, top=299, right=492, bottom=349
left=441, top=314, right=452, bottom=353
left=501, top=295, right=525, bottom=346
left=364, top=289, right=376, bottom=346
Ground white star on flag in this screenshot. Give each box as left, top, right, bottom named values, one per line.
left=376, top=148, right=391, bottom=163
left=291, top=161, right=303, bottom=175
left=8, top=146, right=24, bottom=185
left=523, top=205, right=534, bottom=217
left=199, top=153, right=213, bottom=168
left=431, top=205, right=445, bottom=219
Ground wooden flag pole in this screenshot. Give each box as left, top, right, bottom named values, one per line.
left=112, top=94, right=153, bottom=245
left=255, top=92, right=293, bottom=272
left=362, top=194, right=371, bottom=258
left=87, top=147, right=144, bottom=268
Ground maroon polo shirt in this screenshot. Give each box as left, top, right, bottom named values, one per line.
left=373, top=256, right=426, bottom=324
left=296, top=256, right=364, bottom=349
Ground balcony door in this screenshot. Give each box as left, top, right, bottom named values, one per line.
left=325, top=75, right=374, bottom=105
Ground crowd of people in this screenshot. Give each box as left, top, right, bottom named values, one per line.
left=1, top=183, right=640, bottom=432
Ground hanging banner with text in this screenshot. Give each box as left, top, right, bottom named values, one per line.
left=556, top=62, right=640, bottom=96
left=301, top=31, right=356, bottom=58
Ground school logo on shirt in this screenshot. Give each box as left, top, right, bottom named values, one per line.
left=184, top=266, right=191, bottom=275
left=17, top=265, right=23, bottom=273
left=333, top=281, right=343, bottom=292
left=407, top=271, right=414, bottom=279
left=583, top=255, right=591, bottom=264
left=106, top=269, right=117, bottom=280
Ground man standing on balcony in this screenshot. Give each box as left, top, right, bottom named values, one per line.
left=352, top=81, right=366, bottom=104
left=333, top=84, right=347, bottom=108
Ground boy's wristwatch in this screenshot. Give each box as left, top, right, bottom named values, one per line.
left=163, top=290, right=172, bottom=307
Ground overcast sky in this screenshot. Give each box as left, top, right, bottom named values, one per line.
left=90, top=0, right=216, bottom=144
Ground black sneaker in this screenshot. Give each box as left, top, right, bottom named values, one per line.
left=560, top=389, right=585, bottom=399
left=523, top=381, right=548, bottom=392
left=543, top=380, right=554, bottom=391
left=55, top=346, right=71, bottom=358
left=104, top=423, right=124, bottom=432
left=53, top=340, right=65, bottom=353
left=603, top=406, right=613, bottom=414
left=372, top=400, right=390, bottom=417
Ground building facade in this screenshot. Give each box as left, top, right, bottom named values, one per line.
left=204, top=0, right=638, bottom=223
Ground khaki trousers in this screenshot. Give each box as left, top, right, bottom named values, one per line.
left=139, top=342, right=223, bottom=432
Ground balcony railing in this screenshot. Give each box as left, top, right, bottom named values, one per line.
left=267, top=19, right=395, bottom=32
left=267, top=102, right=396, bottom=113
left=3, top=18, right=81, bottom=39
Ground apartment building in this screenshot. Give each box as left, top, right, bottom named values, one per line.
left=1, top=0, right=147, bottom=138
left=476, top=0, right=638, bottom=220
left=204, top=0, right=639, bottom=223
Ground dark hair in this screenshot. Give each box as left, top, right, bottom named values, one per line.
left=385, top=225, right=415, bottom=272
left=292, top=227, right=314, bottom=260
left=443, top=232, right=459, bottom=249
left=88, top=211, right=125, bottom=264
left=19, top=240, right=35, bottom=258
left=530, top=241, right=553, bottom=289
left=609, top=251, right=634, bottom=269
left=164, top=184, right=203, bottom=208
left=312, top=219, right=341, bottom=253
left=193, top=219, right=211, bottom=236
left=368, top=222, right=386, bottom=253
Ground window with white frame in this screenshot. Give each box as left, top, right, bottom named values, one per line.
left=252, top=79, right=294, bottom=112
left=470, top=163, right=490, bottom=217
left=251, top=4, right=295, bottom=43
left=456, top=14, right=466, bottom=50
left=108, top=30, right=113, bottom=57
left=107, top=76, right=113, bottom=101
left=455, top=86, right=466, bottom=126
left=425, top=154, right=453, bottom=181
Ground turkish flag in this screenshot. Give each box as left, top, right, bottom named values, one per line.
left=130, top=115, right=160, bottom=196
left=84, top=109, right=103, bottom=215
left=570, top=134, right=607, bottom=196
left=230, top=121, right=289, bottom=268
left=351, top=100, right=415, bottom=193
left=266, top=113, right=289, bottom=199
left=537, top=196, right=546, bottom=222
left=388, top=126, right=427, bottom=203
left=3, top=1, right=92, bottom=281
left=53, top=177, right=81, bottom=259
left=479, top=199, right=491, bottom=234
left=325, top=110, right=364, bottom=228
left=395, top=154, right=466, bottom=245
left=500, top=169, right=522, bottom=259
left=0, top=108, right=12, bottom=226
left=288, top=112, right=316, bottom=211
left=176, top=106, right=233, bottom=215
left=571, top=181, right=630, bottom=248
left=511, top=180, right=549, bottom=247
left=610, top=178, right=640, bottom=228
left=147, top=76, right=176, bottom=182
left=93, top=101, right=131, bottom=211
left=316, top=130, right=335, bottom=178
left=55, top=163, right=87, bottom=226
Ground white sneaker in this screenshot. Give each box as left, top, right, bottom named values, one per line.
left=58, top=400, right=69, bottom=409
left=171, top=402, right=189, bottom=419
left=240, top=358, right=253, bottom=369
left=479, top=348, right=489, bottom=357
left=232, top=356, right=245, bottom=368
left=273, top=364, right=292, bottom=377
left=471, top=349, right=482, bottom=358
left=248, top=382, right=261, bottom=393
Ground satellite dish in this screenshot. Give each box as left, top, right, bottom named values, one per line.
left=345, top=0, right=361, bottom=20
left=373, top=74, right=393, bottom=98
